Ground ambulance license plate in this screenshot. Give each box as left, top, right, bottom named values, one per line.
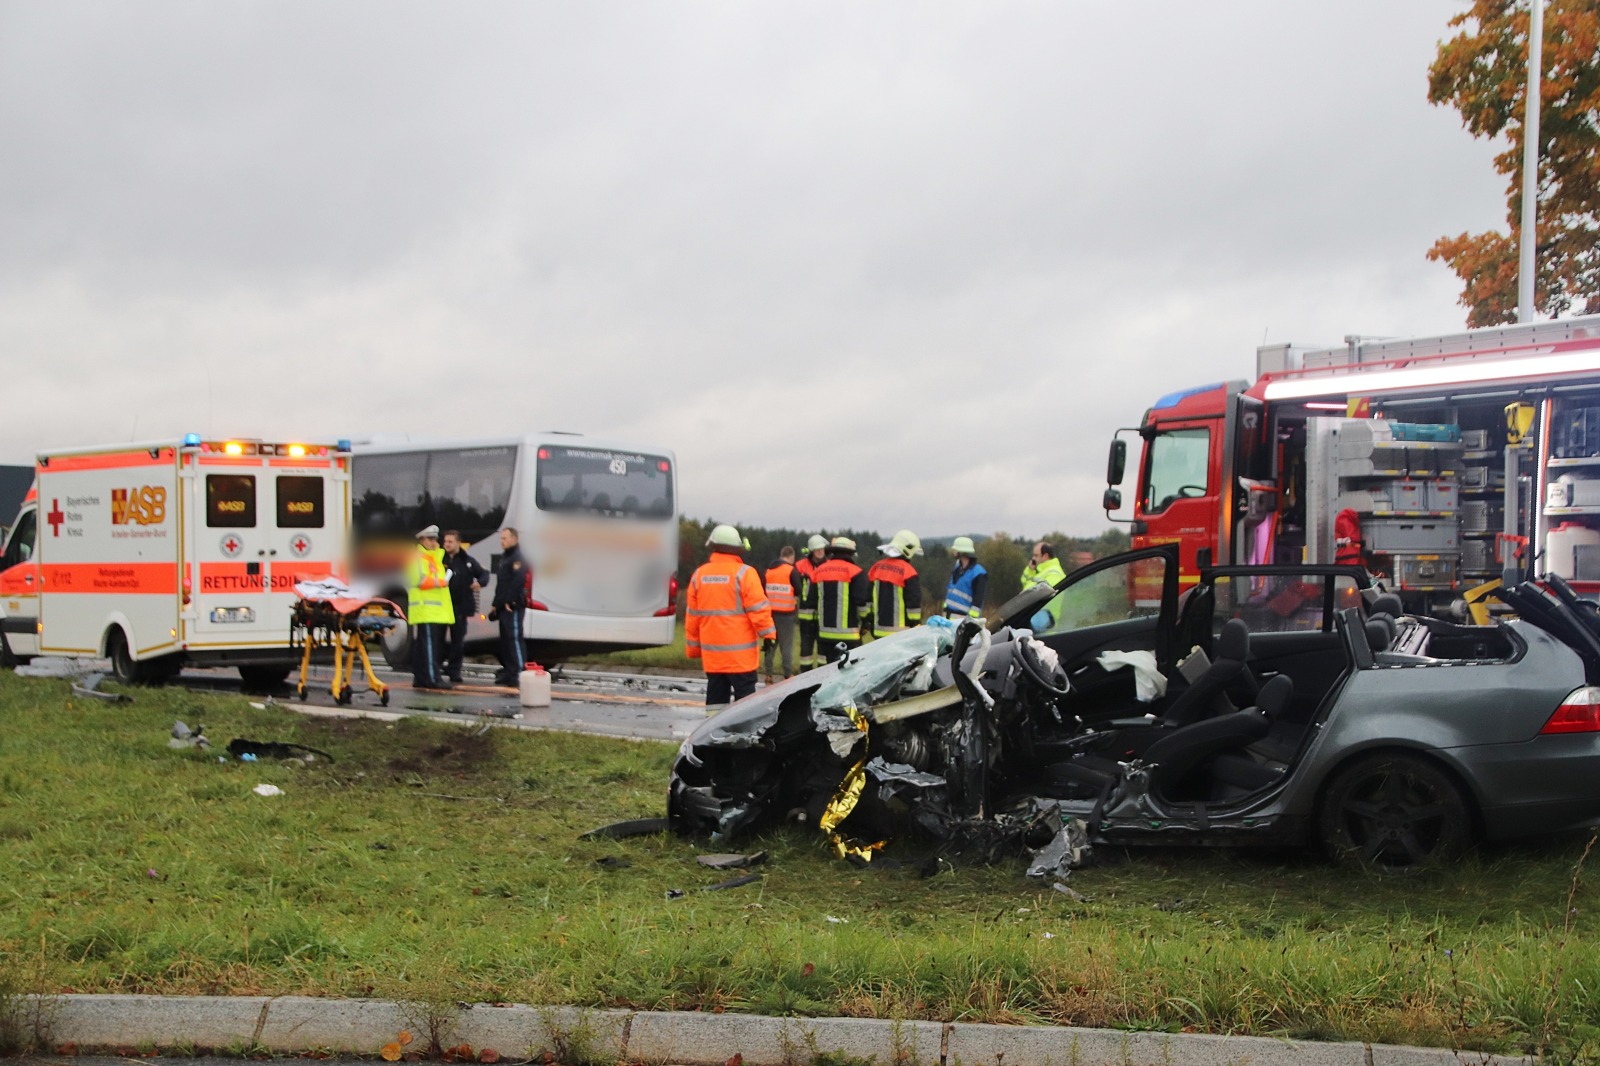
left=210, top=607, right=256, bottom=624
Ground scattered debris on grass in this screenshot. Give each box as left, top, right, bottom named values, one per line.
left=696, top=851, right=768, bottom=869
left=580, top=816, right=670, bottom=839
left=168, top=720, right=209, bottom=750
left=70, top=673, right=129, bottom=703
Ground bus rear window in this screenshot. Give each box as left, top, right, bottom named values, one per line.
left=277, top=476, right=324, bottom=528
left=536, top=448, right=674, bottom=519
left=207, top=475, right=256, bottom=528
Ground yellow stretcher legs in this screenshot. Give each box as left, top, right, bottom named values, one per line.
left=292, top=600, right=395, bottom=707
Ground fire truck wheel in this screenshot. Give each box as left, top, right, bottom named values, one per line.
left=107, top=629, right=146, bottom=685
left=238, top=665, right=292, bottom=692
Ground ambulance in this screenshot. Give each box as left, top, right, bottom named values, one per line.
left=0, top=435, right=351, bottom=685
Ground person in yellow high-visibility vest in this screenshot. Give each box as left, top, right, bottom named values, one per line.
left=408, top=524, right=456, bottom=690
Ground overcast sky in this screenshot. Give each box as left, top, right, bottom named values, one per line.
left=0, top=2, right=1506, bottom=538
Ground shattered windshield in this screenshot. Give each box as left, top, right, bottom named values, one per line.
left=811, top=625, right=955, bottom=713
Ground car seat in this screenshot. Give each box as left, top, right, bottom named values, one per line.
left=1145, top=673, right=1293, bottom=800
left=1161, top=618, right=1261, bottom=727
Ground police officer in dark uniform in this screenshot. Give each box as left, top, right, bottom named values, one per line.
left=441, top=530, right=489, bottom=683
left=488, top=527, right=529, bottom=684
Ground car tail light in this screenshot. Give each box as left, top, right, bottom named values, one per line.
left=1541, top=687, right=1600, bottom=734
left=654, top=573, right=680, bottom=617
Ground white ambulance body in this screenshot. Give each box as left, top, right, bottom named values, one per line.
left=0, top=436, right=350, bottom=684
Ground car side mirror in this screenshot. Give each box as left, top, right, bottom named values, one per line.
left=1102, top=487, right=1122, bottom=512
left=1106, top=439, right=1126, bottom=486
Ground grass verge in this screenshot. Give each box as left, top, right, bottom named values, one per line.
left=2, top=670, right=1598, bottom=1057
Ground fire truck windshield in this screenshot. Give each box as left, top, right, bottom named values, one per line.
left=1143, top=428, right=1211, bottom=513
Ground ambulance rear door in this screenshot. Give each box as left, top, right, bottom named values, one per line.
left=186, top=446, right=345, bottom=648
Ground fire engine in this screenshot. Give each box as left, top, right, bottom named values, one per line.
left=0, top=436, right=351, bottom=685
left=1103, top=313, right=1600, bottom=612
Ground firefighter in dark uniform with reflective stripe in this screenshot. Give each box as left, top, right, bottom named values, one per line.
left=488, top=527, right=529, bottom=684
left=794, top=534, right=827, bottom=669
left=803, top=536, right=871, bottom=664
left=867, top=529, right=923, bottom=638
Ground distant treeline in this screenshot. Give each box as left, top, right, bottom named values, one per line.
left=677, top=519, right=1130, bottom=615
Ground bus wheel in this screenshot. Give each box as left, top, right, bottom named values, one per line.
left=382, top=616, right=411, bottom=671
left=107, top=629, right=146, bottom=686
left=238, top=665, right=291, bottom=692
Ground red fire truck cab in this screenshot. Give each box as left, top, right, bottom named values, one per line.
left=1104, top=314, right=1600, bottom=612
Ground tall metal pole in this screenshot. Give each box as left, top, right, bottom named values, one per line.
left=1518, top=0, right=1544, bottom=322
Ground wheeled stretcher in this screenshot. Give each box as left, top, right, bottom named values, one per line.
left=289, top=577, right=403, bottom=706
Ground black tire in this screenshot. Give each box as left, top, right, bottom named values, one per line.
left=238, top=665, right=292, bottom=692
left=0, top=630, right=17, bottom=669
left=107, top=629, right=145, bottom=685
left=382, top=613, right=411, bottom=671
left=145, top=654, right=183, bottom=686
left=1318, top=752, right=1473, bottom=872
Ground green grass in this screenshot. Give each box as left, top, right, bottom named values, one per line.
left=3, top=670, right=1600, bottom=1058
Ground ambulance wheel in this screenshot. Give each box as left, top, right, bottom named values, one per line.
left=0, top=632, right=24, bottom=669
left=238, top=665, right=291, bottom=692
left=107, top=629, right=146, bottom=686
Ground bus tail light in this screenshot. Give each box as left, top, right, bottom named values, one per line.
left=654, top=574, right=679, bottom=616
left=1541, top=688, right=1600, bottom=734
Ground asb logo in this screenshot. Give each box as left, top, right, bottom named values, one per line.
left=112, top=486, right=167, bottom=526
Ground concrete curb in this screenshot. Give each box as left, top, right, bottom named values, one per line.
left=24, top=995, right=1533, bottom=1066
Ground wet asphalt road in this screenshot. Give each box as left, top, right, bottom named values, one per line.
left=175, top=660, right=712, bottom=744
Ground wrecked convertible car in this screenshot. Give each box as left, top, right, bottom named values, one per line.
left=669, top=546, right=1600, bottom=872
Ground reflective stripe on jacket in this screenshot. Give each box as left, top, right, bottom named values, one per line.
left=764, top=561, right=797, bottom=613
left=407, top=546, right=456, bottom=625
left=866, top=557, right=921, bottom=638
left=686, top=551, right=777, bottom=674
left=794, top=556, right=821, bottom=621
left=807, top=557, right=869, bottom=641
left=943, top=560, right=988, bottom=617
left=1020, top=557, right=1067, bottom=590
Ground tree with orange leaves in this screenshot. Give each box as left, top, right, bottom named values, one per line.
left=1427, top=0, right=1600, bottom=325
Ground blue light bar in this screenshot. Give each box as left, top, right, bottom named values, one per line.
left=1150, top=382, right=1225, bottom=411
left=336, top=439, right=352, bottom=452
left=182, top=433, right=202, bottom=447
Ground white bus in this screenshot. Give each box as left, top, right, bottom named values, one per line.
left=350, top=434, right=679, bottom=664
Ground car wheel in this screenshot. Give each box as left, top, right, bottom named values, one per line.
left=107, top=629, right=145, bottom=685
left=1318, top=752, right=1472, bottom=872
left=0, top=631, right=18, bottom=669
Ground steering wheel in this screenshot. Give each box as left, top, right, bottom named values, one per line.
left=1016, top=638, right=1072, bottom=697
left=1175, top=484, right=1206, bottom=499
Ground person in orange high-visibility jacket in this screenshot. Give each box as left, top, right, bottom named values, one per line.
left=804, top=536, right=871, bottom=664
left=762, top=545, right=799, bottom=682
left=687, top=524, right=776, bottom=708
left=867, top=529, right=924, bottom=638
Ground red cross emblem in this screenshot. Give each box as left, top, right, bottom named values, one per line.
left=289, top=535, right=311, bottom=557
left=220, top=535, right=243, bottom=558
left=47, top=499, right=64, bottom=536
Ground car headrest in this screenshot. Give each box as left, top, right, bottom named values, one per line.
left=1255, top=673, right=1293, bottom=718
left=1364, top=617, right=1393, bottom=652
left=1372, top=593, right=1403, bottom=618
left=1217, top=618, right=1250, bottom=661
